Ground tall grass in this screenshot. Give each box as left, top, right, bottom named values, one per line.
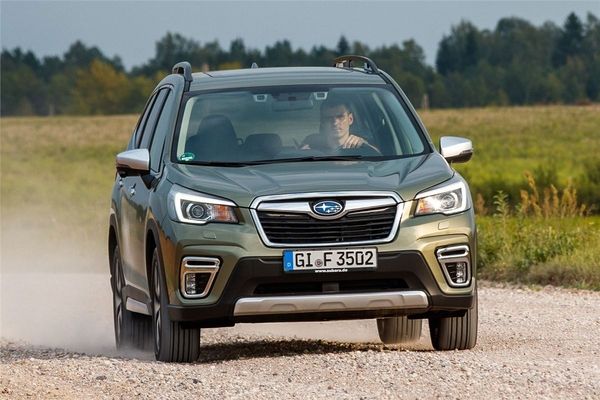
left=478, top=175, right=600, bottom=290
left=420, top=105, right=600, bottom=210
left=1, top=108, right=599, bottom=286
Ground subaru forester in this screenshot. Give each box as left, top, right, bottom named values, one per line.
left=109, top=56, right=477, bottom=362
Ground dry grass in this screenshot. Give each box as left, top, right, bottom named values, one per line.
left=1, top=107, right=599, bottom=285
left=420, top=104, right=600, bottom=208
left=1, top=115, right=136, bottom=259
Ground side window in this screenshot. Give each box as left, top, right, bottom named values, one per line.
left=150, top=90, right=172, bottom=172
left=139, top=89, right=168, bottom=150
left=132, top=93, right=157, bottom=149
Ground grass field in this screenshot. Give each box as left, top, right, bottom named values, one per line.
left=1, top=106, right=599, bottom=288
left=421, top=105, right=600, bottom=211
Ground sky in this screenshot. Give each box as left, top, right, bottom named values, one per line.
left=1, top=1, right=599, bottom=70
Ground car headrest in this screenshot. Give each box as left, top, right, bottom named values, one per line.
left=243, top=133, right=283, bottom=156
left=195, top=114, right=237, bottom=144
left=185, top=115, right=238, bottom=161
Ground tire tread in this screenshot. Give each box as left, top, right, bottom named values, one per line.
left=152, top=249, right=200, bottom=363
left=377, top=316, right=423, bottom=344
left=429, top=288, right=478, bottom=351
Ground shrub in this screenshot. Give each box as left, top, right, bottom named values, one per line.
left=577, top=159, right=600, bottom=212
left=517, top=172, right=588, bottom=217
left=476, top=179, right=596, bottom=289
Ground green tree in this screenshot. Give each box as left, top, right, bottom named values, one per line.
left=436, top=21, right=483, bottom=75
left=228, top=38, right=247, bottom=65
left=265, top=40, right=294, bottom=67
left=63, top=40, right=122, bottom=70
left=428, top=76, right=450, bottom=108
left=583, top=13, right=600, bottom=100
left=124, top=74, right=157, bottom=113
left=336, top=36, right=350, bottom=56
left=139, top=32, right=203, bottom=74
left=553, top=12, right=585, bottom=66
left=47, top=73, right=72, bottom=115
left=559, top=57, right=587, bottom=103
left=0, top=49, right=47, bottom=115
left=71, top=59, right=130, bottom=114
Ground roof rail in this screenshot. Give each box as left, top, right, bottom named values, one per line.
left=333, top=55, right=379, bottom=74
left=172, top=61, right=193, bottom=82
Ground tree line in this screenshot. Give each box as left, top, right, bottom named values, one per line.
left=1, top=12, right=598, bottom=116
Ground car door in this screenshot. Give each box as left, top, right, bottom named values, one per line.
left=120, top=88, right=169, bottom=290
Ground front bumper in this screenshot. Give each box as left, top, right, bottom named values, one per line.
left=167, top=251, right=475, bottom=327
left=233, top=290, right=429, bottom=316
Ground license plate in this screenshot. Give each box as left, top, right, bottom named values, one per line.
left=283, top=248, right=377, bottom=273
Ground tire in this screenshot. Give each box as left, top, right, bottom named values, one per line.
left=428, top=287, right=478, bottom=351
left=151, top=248, right=200, bottom=362
left=377, top=316, right=423, bottom=344
left=111, top=245, right=152, bottom=351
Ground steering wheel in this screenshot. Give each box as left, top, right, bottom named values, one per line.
left=337, top=144, right=382, bottom=157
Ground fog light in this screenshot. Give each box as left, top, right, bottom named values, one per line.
left=184, top=272, right=212, bottom=296
left=185, top=273, right=197, bottom=295
left=455, top=262, right=467, bottom=284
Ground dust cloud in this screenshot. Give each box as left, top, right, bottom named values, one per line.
left=0, top=214, right=118, bottom=354
left=0, top=213, right=382, bottom=357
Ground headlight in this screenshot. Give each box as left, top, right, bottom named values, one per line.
left=168, top=185, right=238, bottom=224
left=414, top=181, right=468, bottom=216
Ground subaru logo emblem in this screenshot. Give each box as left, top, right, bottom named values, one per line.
left=312, top=200, right=343, bottom=216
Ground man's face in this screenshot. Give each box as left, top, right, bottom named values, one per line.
left=320, top=104, right=354, bottom=142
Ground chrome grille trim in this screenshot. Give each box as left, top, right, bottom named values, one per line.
left=250, top=191, right=404, bottom=248
left=257, top=197, right=397, bottom=220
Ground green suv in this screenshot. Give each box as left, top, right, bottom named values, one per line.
left=109, top=56, right=477, bottom=362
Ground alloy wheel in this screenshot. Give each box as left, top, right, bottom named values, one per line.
left=112, top=248, right=124, bottom=348
left=152, top=257, right=162, bottom=355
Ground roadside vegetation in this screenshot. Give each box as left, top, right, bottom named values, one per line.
left=1, top=106, right=598, bottom=288
left=477, top=178, right=599, bottom=290
left=421, top=105, right=600, bottom=210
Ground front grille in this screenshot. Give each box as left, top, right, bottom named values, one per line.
left=257, top=206, right=397, bottom=245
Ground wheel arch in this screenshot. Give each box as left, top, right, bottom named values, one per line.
left=108, top=213, right=119, bottom=276
left=145, top=220, right=160, bottom=284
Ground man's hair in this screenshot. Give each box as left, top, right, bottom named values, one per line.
left=321, top=96, right=352, bottom=113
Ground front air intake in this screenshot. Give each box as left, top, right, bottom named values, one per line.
left=435, top=245, right=471, bottom=287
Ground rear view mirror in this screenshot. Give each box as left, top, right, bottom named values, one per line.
left=440, top=136, right=473, bottom=163
left=116, top=149, right=150, bottom=176
left=271, top=91, right=315, bottom=111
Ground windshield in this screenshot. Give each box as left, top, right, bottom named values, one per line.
left=173, top=86, right=429, bottom=165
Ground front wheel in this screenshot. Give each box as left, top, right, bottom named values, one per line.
left=111, top=245, right=152, bottom=350
left=428, top=287, right=478, bottom=350
left=377, top=316, right=422, bottom=344
left=151, top=248, right=200, bottom=362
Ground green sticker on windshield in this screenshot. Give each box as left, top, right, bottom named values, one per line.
left=179, top=152, right=195, bottom=161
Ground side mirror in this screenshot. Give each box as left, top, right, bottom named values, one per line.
left=440, top=136, right=473, bottom=163
left=116, top=149, right=150, bottom=176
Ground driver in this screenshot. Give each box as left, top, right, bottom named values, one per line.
left=302, top=98, right=379, bottom=153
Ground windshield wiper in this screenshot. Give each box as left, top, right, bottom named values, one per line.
left=181, top=155, right=367, bottom=166
left=182, top=161, right=252, bottom=167
left=247, top=155, right=366, bottom=164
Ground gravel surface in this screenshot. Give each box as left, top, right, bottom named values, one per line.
left=1, top=282, right=600, bottom=399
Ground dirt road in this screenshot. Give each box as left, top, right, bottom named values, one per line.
left=1, top=277, right=599, bottom=399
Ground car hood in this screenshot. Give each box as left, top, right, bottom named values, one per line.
left=166, top=153, right=454, bottom=207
